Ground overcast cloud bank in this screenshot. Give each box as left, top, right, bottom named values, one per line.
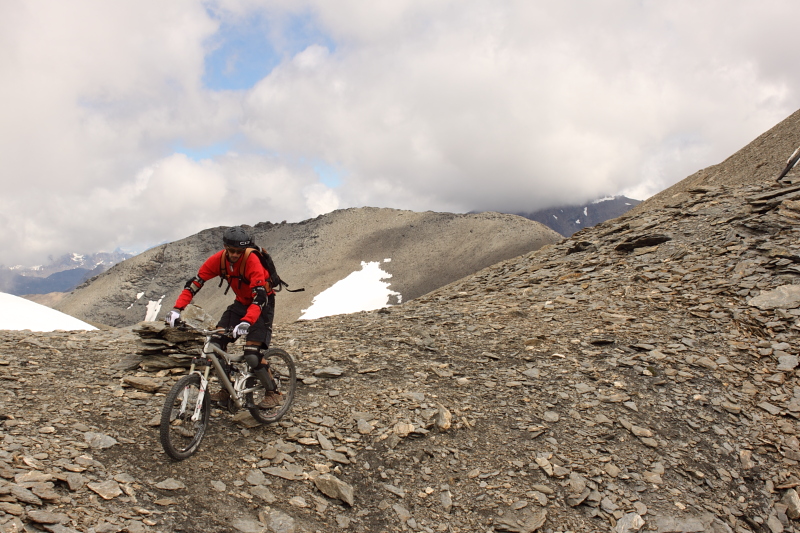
left=3, top=0, right=799, bottom=265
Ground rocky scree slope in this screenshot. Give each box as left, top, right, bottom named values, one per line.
left=5, top=111, right=800, bottom=533
left=54, top=209, right=562, bottom=328
left=5, top=158, right=800, bottom=532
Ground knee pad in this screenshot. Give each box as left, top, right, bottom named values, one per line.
left=244, top=346, right=275, bottom=391
left=243, top=346, right=261, bottom=369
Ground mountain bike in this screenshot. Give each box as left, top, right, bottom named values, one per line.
left=159, top=322, right=296, bottom=461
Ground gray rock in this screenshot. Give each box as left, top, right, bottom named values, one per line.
left=313, top=366, right=344, bottom=378
left=749, top=285, right=800, bottom=310
left=246, top=469, right=267, bottom=486
left=260, top=509, right=296, bottom=533
left=84, top=432, right=118, bottom=449
left=615, top=513, right=645, bottom=533
left=10, top=484, right=42, bottom=506
left=250, top=486, right=276, bottom=503
left=154, top=478, right=186, bottom=490
left=231, top=518, right=265, bottom=533
left=25, top=510, right=68, bottom=525
left=87, top=480, right=123, bottom=500
left=313, top=474, right=354, bottom=506
left=393, top=504, right=412, bottom=523
left=783, top=488, right=800, bottom=519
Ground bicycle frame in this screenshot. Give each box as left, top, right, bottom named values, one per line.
left=185, top=334, right=263, bottom=413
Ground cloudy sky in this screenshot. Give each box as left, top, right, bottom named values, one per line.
left=3, top=0, right=800, bottom=266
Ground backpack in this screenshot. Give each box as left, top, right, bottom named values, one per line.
left=218, top=246, right=304, bottom=295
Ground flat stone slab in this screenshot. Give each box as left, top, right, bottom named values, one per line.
left=313, top=366, right=344, bottom=378
left=749, top=284, right=800, bottom=310
left=87, top=480, right=123, bottom=500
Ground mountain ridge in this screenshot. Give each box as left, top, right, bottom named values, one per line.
left=54, top=208, right=563, bottom=327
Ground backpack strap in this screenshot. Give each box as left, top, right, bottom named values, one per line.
left=238, top=249, right=254, bottom=283
left=217, top=250, right=229, bottom=293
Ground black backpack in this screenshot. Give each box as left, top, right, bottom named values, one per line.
left=218, top=246, right=304, bottom=294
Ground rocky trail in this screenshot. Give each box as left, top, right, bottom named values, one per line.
left=6, top=174, right=800, bottom=531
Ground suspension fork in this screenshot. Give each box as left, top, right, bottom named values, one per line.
left=189, top=364, right=211, bottom=422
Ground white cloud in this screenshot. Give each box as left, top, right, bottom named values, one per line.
left=303, top=183, right=341, bottom=217
left=2, top=0, right=800, bottom=265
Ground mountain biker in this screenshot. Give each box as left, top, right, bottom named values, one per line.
left=164, top=226, right=281, bottom=408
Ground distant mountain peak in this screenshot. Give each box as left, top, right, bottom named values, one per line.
left=0, top=250, right=133, bottom=296
left=514, top=195, right=641, bottom=237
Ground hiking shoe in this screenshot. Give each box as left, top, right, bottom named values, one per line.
left=258, top=391, right=282, bottom=409
left=209, top=389, right=230, bottom=404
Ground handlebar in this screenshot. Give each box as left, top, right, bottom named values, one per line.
left=173, top=319, right=230, bottom=337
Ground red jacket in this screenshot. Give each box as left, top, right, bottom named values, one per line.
left=174, top=250, right=271, bottom=324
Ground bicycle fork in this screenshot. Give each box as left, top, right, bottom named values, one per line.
left=185, top=364, right=211, bottom=422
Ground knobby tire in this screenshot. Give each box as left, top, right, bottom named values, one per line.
left=247, top=348, right=296, bottom=424
left=160, top=373, right=210, bottom=461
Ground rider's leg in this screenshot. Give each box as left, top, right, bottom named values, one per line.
left=212, top=303, right=240, bottom=352
left=244, top=342, right=276, bottom=392
left=237, top=299, right=280, bottom=407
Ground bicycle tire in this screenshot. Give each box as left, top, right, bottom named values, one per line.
left=247, top=348, right=296, bottom=424
left=160, top=373, right=210, bottom=460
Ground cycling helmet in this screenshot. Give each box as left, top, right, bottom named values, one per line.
left=222, top=226, right=253, bottom=248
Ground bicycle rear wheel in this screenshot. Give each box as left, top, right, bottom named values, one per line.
left=160, top=373, right=210, bottom=460
left=247, top=348, right=296, bottom=424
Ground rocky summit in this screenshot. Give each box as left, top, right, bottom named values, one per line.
left=4, top=110, right=800, bottom=533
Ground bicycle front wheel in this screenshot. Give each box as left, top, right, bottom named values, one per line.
left=160, top=373, right=210, bottom=460
left=247, top=348, right=296, bottom=424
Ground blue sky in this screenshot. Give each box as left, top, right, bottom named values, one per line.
left=203, top=9, right=336, bottom=91
left=2, top=0, right=800, bottom=265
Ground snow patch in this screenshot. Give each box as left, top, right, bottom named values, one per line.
left=552, top=215, right=558, bottom=220
left=583, top=207, right=588, bottom=217
left=575, top=219, right=581, bottom=224
left=145, top=296, right=165, bottom=322
left=300, top=261, right=402, bottom=320
left=0, top=292, right=96, bottom=331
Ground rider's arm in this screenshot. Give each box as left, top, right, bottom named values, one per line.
left=173, top=251, right=225, bottom=310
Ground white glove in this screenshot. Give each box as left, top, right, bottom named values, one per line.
left=232, top=322, right=250, bottom=339
left=165, top=310, right=181, bottom=327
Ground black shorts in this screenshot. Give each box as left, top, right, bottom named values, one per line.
left=216, top=296, right=275, bottom=347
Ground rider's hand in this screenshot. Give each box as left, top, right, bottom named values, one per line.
left=232, top=322, right=250, bottom=339
left=165, top=310, right=181, bottom=327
